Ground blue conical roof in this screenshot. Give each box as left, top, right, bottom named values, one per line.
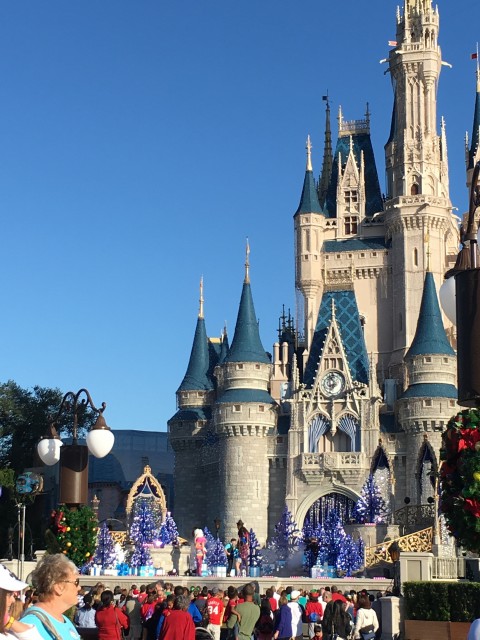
left=406, top=272, right=455, bottom=358
left=219, top=331, right=229, bottom=364
left=225, top=281, right=270, bottom=364
left=295, top=169, right=323, bottom=216
left=178, top=316, right=214, bottom=391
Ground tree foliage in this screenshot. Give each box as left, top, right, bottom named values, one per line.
left=0, top=381, right=94, bottom=473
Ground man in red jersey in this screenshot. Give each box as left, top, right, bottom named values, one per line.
left=206, top=587, right=225, bottom=640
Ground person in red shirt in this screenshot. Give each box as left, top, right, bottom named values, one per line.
left=265, top=589, right=278, bottom=613
left=305, top=592, right=324, bottom=639
left=206, top=588, right=225, bottom=640
left=159, top=595, right=195, bottom=640
left=95, top=590, right=130, bottom=640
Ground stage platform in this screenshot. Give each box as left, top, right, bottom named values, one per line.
left=79, top=574, right=391, bottom=595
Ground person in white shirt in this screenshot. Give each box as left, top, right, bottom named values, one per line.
left=353, top=593, right=379, bottom=640
left=0, top=564, right=42, bottom=640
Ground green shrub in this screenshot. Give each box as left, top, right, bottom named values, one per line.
left=404, top=581, right=480, bottom=622
left=448, top=583, right=480, bottom=622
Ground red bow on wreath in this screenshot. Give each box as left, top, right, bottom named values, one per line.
left=464, top=498, right=480, bottom=518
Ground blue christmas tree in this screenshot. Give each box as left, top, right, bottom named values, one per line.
left=208, top=537, right=227, bottom=567
left=129, top=499, right=158, bottom=567
left=336, top=535, right=363, bottom=577
left=353, top=475, right=388, bottom=524
left=158, top=512, right=179, bottom=546
left=93, top=523, right=117, bottom=568
left=317, top=510, right=347, bottom=567
left=268, top=506, right=300, bottom=561
left=249, top=528, right=262, bottom=569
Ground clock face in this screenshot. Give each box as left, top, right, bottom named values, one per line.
left=321, top=371, right=345, bottom=397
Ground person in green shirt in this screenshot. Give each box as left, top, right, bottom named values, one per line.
left=227, top=585, right=259, bottom=640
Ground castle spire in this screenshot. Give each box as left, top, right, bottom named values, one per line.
left=318, top=95, right=333, bottom=207
left=225, top=252, right=269, bottom=364
left=178, top=290, right=213, bottom=392
left=406, top=272, right=455, bottom=358
left=199, top=275, right=204, bottom=318
left=294, top=136, right=323, bottom=216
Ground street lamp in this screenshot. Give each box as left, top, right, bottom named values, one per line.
left=388, top=540, right=402, bottom=597
left=440, top=160, right=480, bottom=406
left=37, top=389, right=114, bottom=507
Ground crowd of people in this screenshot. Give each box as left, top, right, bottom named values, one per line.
left=2, top=554, right=479, bottom=640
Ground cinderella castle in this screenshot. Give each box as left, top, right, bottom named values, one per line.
left=168, top=0, right=479, bottom=544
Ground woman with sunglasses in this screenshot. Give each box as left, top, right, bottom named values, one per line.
left=21, top=554, right=82, bottom=640
left=0, top=564, right=41, bottom=640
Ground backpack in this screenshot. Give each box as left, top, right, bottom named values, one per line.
left=309, top=612, right=319, bottom=623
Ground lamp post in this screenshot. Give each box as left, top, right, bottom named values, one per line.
left=388, top=540, right=402, bottom=597
left=37, top=389, right=114, bottom=507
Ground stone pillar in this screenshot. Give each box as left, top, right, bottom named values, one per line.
left=380, top=596, right=403, bottom=640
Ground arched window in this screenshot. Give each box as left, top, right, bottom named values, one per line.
left=411, top=183, right=419, bottom=195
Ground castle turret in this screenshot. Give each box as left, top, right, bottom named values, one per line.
left=294, top=136, right=325, bottom=348
left=396, top=271, right=457, bottom=506
left=214, top=245, right=277, bottom=543
left=168, top=279, right=216, bottom=535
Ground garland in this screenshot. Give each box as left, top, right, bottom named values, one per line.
left=439, top=409, right=480, bottom=553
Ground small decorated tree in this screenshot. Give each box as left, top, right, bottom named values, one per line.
left=93, top=522, right=117, bottom=568
left=336, top=535, right=364, bottom=577
left=129, top=499, right=158, bottom=567
left=158, top=512, right=179, bottom=546
left=45, top=506, right=98, bottom=567
left=268, top=506, right=300, bottom=561
left=208, top=537, right=227, bottom=568
left=440, top=409, right=480, bottom=553
left=353, top=475, right=388, bottom=524
left=316, top=510, right=347, bottom=568
left=249, top=528, right=262, bottom=570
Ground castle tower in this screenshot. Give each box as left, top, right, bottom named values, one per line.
left=294, top=136, right=325, bottom=348
left=213, top=247, right=277, bottom=543
left=168, top=279, right=217, bottom=536
left=396, top=271, right=457, bottom=506
left=384, top=0, right=458, bottom=368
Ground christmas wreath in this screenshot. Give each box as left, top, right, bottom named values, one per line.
left=439, top=408, right=480, bottom=553
left=45, top=506, right=98, bottom=567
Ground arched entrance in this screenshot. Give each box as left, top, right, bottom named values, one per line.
left=302, top=492, right=356, bottom=529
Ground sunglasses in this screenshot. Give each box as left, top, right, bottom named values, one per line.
left=62, top=579, right=80, bottom=587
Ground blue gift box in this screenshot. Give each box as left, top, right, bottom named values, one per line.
left=249, top=567, right=260, bottom=578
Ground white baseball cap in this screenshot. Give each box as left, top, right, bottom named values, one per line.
left=0, top=565, right=28, bottom=591
left=291, top=590, right=301, bottom=600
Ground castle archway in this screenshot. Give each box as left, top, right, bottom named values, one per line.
left=296, top=486, right=361, bottom=530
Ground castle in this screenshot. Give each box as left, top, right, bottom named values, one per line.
left=168, top=0, right=479, bottom=544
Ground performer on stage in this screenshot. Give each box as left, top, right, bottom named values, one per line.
left=236, top=520, right=250, bottom=575
left=193, top=529, right=207, bottom=576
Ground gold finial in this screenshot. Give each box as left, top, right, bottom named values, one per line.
left=425, top=227, right=431, bottom=271
left=199, top=276, right=204, bottom=318
left=245, top=238, right=250, bottom=283
left=306, top=134, right=313, bottom=171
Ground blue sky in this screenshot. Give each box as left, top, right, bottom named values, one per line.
left=0, top=1, right=477, bottom=432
